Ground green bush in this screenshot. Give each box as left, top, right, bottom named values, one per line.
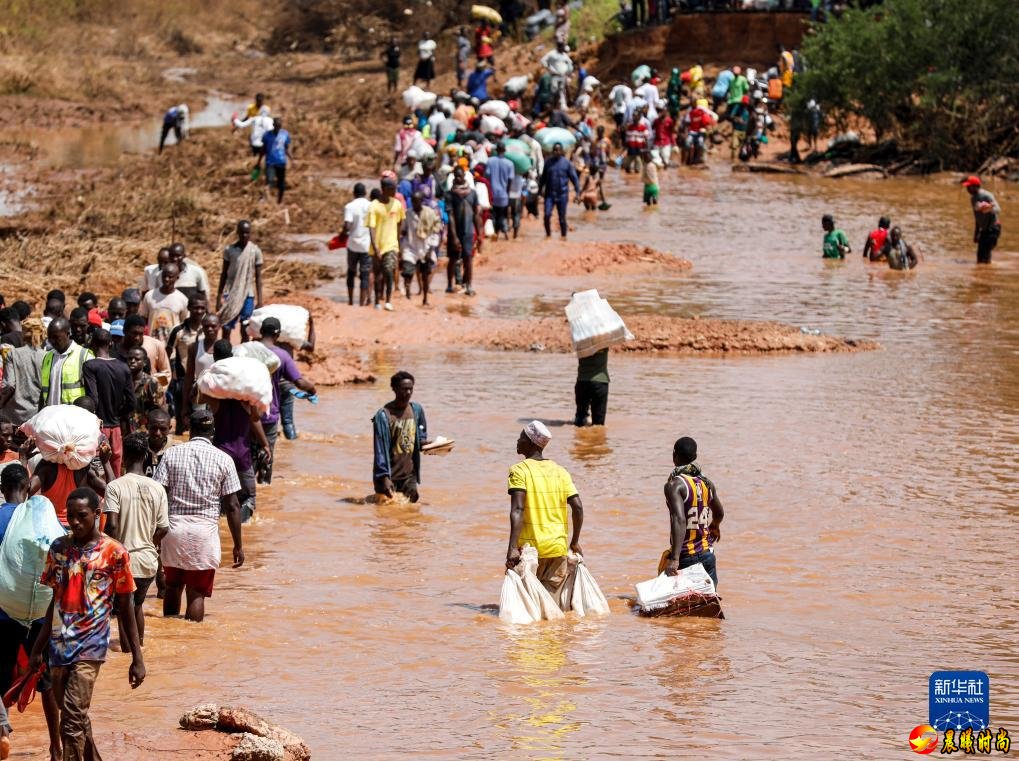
left=788, top=0, right=1019, bottom=169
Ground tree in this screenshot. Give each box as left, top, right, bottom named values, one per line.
left=788, top=0, right=1019, bottom=169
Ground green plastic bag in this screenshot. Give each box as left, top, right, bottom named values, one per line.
left=0, top=496, right=64, bottom=626
left=250, top=166, right=261, bottom=182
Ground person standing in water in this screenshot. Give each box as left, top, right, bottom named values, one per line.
left=821, top=214, right=851, bottom=259
left=961, top=176, right=1001, bottom=264
left=661, top=437, right=724, bottom=588
left=30, top=487, right=146, bottom=760
left=372, top=371, right=428, bottom=503
left=505, top=421, right=584, bottom=608
left=862, top=217, right=890, bottom=262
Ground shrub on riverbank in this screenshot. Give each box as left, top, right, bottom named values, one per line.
left=788, top=0, right=1018, bottom=170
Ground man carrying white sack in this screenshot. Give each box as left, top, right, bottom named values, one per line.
left=506, top=421, right=584, bottom=608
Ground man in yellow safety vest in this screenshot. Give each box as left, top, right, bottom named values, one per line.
left=40, top=317, right=94, bottom=407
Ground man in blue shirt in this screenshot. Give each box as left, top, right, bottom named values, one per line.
left=262, top=118, right=293, bottom=205
left=466, top=62, right=495, bottom=103
left=539, top=142, right=580, bottom=240
left=486, top=143, right=515, bottom=240
left=159, top=104, right=189, bottom=153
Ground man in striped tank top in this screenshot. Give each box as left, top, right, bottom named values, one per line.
left=663, top=437, right=724, bottom=588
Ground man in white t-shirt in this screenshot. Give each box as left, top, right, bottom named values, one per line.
left=635, top=79, right=659, bottom=122
left=608, top=82, right=633, bottom=136
left=139, top=262, right=189, bottom=342
left=342, top=183, right=372, bottom=307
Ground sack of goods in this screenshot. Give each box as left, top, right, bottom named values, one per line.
left=402, top=85, right=438, bottom=111
left=561, top=552, right=611, bottom=617
left=479, top=114, right=507, bottom=136
left=565, top=289, right=634, bottom=358
left=535, top=126, right=577, bottom=154
left=20, top=406, right=100, bottom=470
left=479, top=99, right=511, bottom=120
left=471, top=4, right=502, bottom=23
left=503, top=75, right=530, bottom=97
left=633, top=563, right=722, bottom=618
left=246, top=304, right=310, bottom=347
left=197, top=356, right=273, bottom=416
left=231, top=340, right=282, bottom=373
left=499, top=545, right=565, bottom=624
left=0, top=496, right=65, bottom=626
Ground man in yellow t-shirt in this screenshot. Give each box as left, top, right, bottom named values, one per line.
left=506, top=420, right=584, bottom=607
left=368, top=176, right=406, bottom=311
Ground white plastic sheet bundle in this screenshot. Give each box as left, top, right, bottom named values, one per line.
left=245, top=304, right=310, bottom=347
left=633, top=563, right=719, bottom=617
left=565, top=289, right=634, bottom=358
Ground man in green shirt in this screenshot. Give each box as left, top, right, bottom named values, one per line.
left=821, top=214, right=851, bottom=259
left=575, top=348, right=609, bottom=426
left=726, top=66, right=749, bottom=110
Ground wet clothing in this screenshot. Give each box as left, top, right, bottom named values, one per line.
left=822, top=228, right=850, bottom=259
left=51, top=659, right=104, bottom=761
left=866, top=227, right=889, bottom=261
left=41, top=534, right=135, bottom=667
left=884, top=238, right=918, bottom=270
left=971, top=189, right=1001, bottom=264
left=668, top=463, right=717, bottom=561
left=574, top=380, right=608, bottom=427
left=507, top=458, right=578, bottom=558
left=372, top=402, right=427, bottom=487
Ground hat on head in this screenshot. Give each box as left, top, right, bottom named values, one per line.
left=190, top=408, right=214, bottom=430
left=961, top=175, right=981, bottom=188
left=110, top=319, right=125, bottom=337
left=523, top=420, right=551, bottom=450
left=121, top=288, right=141, bottom=304
left=403, top=115, right=414, bottom=126
left=87, top=308, right=103, bottom=327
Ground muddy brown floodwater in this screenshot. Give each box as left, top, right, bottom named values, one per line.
left=12, top=164, right=1019, bottom=759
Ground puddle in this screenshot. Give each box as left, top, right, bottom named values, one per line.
left=3, top=93, right=246, bottom=170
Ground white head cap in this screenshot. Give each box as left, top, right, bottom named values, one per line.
left=523, top=420, right=552, bottom=449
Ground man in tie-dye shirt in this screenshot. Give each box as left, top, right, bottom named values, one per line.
left=31, top=487, right=145, bottom=761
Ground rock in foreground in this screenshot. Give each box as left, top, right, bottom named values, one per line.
left=180, top=704, right=310, bottom=761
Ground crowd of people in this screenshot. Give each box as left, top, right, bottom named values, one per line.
left=0, top=5, right=1008, bottom=758
left=0, top=223, right=320, bottom=758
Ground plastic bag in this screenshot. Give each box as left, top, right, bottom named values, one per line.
left=0, top=496, right=63, bottom=626
left=231, top=340, right=282, bottom=373
left=245, top=304, right=310, bottom=346
left=564, top=554, right=610, bottom=617
left=20, top=406, right=100, bottom=470
left=517, top=545, right=564, bottom=621
left=499, top=570, right=539, bottom=624
left=565, top=289, right=634, bottom=358
left=196, top=357, right=273, bottom=415
left=484, top=218, right=496, bottom=239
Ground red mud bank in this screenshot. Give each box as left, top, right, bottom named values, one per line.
left=594, top=11, right=809, bottom=76
left=483, top=314, right=876, bottom=355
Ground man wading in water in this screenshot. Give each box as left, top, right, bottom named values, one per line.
left=372, top=371, right=428, bottom=502
left=506, top=421, right=584, bottom=609
left=961, top=175, right=1002, bottom=264
left=661, top=437, right=724, bottom=588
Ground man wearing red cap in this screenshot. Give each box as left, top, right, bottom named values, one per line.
left=961, top=176, right=1001, bottom=264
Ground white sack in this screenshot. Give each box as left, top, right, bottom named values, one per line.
left=231, top=340, right=282, bottom=373
left=499, top=570, right=540, bottom=624
left=197, top=356, right=273, bottom=415
left=566, top=554, right=610, bottom=617
left=20, top=406, right=101, bottom=470
left=479, top=114, right=507, bottom=136
left=479, top=99, right=511, bottom=119
left=246, top=304, right=310, bottom=347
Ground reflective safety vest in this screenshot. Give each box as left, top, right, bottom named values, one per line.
left=40, top=344, right=92, bottom=405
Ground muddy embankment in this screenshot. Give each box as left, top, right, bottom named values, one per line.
left=592, top=11, right=809, bottom=79
left=301, top=240, right=876, bottom=361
